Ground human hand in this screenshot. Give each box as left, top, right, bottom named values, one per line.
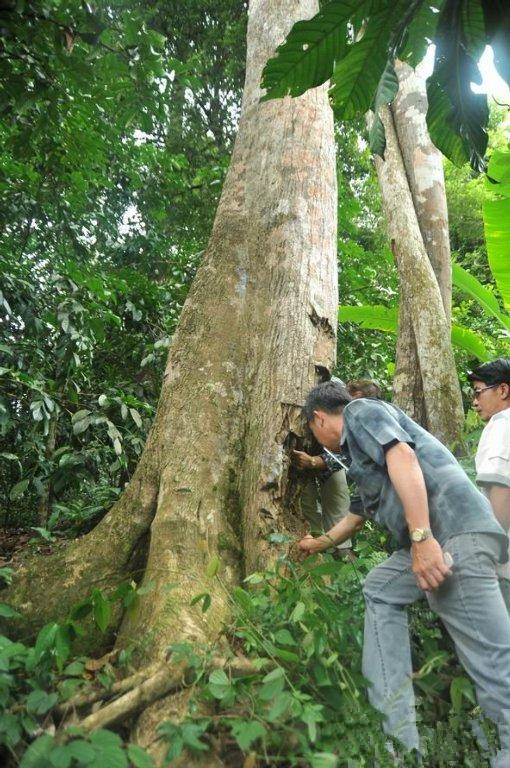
left=293, top=450, right=314, bottom=469
left=411, top=538, right=452, bottom=591
left=298, top=533, right=328, bottom=555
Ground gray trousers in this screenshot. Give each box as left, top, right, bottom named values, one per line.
left=301, top=469, right=352, bottom=549
left=362, top=532, right=510, bottom=767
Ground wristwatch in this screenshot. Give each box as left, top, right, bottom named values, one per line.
left=410, top=528, right=433, bottom=543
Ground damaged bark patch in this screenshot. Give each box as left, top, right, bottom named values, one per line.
left=308, top=305, right=335, bottom=338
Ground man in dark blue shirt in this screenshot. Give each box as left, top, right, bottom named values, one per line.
left=299, top=380, right=510, bottom=767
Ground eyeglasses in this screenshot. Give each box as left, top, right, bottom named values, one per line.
left=472, top=384, right=498, bottom=399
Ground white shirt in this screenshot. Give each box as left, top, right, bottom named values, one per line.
left=475, top=408, right=510, bottom=579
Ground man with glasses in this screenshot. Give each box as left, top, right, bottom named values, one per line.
left=469, top=358, right=510, bottom=609
left=299, top=380, right=510, bottom=766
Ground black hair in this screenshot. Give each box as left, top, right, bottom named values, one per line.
left=347, top=378, right=381, bottom=399
left=303, top=380, right=352, bottom=421
left=467, top=358, right=510, bottom=386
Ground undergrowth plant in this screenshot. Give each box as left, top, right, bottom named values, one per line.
left=0, top=531, right=500, bottom=767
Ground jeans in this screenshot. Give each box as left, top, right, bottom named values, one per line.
left=301, top=469, right=352, bottom=549
left=362, top=533, right=510, bottom=767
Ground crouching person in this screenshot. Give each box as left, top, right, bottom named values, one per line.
left=299, top=380, right=510, bottom=767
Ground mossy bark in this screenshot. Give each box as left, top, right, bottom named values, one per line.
left=373, top=61, right=464, bottom=445
left=3, top=1, right=337, bottom=755
left=374, top=91, right=464, bottom=445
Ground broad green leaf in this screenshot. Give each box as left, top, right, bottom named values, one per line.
left=484, top=149, right=510, bottom=309
left=91, top=589, right=111, bottom=633
left=20, top=734, right=55, bottom=768
left=426, top=3, right=489, bottom=170
left=181, top=722, right=209, bottom=752
left=208, top=668, right=231, bottom=700
left=49, top=745, right=72, bottom=768
left=462, top=0, right=486, bottom=59
left=339, top=304, right=489, bottom=360
left=259, top=666, right=285, bottom=701
left=273, top=628, right=297, bottom=646
left=452, top=262, right=510, bottom=330
left=451, top=325, right=489, bottom=361
left=290, top=600, right=306, bottom=622
left=331, top=5, right=403, bottom=120
left=426, top=77, right=471, bottom=168
left=127, top=744, right=155, bottom=768
left=190, top=592, right=211, bottom=613
left=33, top=622, right=59, bottom=664
left=0, top=602, right=21, bottom=618
left=338, top=304, right=398, bottom=332
left=450, top=675, right=476, bottom=711
left=66, top=739, right=96, bottom=764
left=206, top=555, right=220, bottom=578
left=311, top=754, right=339, bottom=768
left=484, top=197, right=510, bottom=310
left=230, top=719, right=266, bottom=750
left=26, top=689, right=58, bottom=715
left=261, top=0, right=366, bottom=100
left=368, top=60, right=399, bottom=157
left=267, top=691, right=293, bottom=722
left=9, top=477, right=30, bottom=500
left=399, top=2, right=442, bottom=68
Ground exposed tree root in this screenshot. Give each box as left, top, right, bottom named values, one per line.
left=75, top=663, right=188, bottom=733
left=1, top=448, right=160, bottom=648
left=60, top=654, right=260, bottom=734
left=56, top=662, right=163, bottom=715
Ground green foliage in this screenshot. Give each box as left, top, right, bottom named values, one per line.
left=155, top=535, right=495, bottom=766
left=484, top=147, right=510, bottom=310
left=0, top=0, right=246, bottom=530
left=426, top=0, right=489, bottom=171
left=262, top=0, right=510, bottom=170
left=0, top=571, right=155, bottom=766
left=330, top=3, right=406, bottom=121
left=339, top=304, right=491, bottom=360
left=260, top=0, right=357, bottom=99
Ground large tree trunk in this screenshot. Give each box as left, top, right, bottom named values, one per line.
left=117, top=0, right=337, bottom=660
left=3, top=0, right=337, bottom=738
left=373, top=61, right=464, bottom=444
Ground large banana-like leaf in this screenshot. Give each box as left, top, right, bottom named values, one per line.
left=368, top=60, right=399, bottom=157
left=339, top=304, right=489, bottom=360
left=260, top=0, right=368, bottom=100
left=484, top=149, right=510, bottom=310
left=330, top=5, right=402, bottom=119
left=484, top=198, right=510, bottom=311
left=399, top=1, right=443, bottom=68
left=452, top=262, right=510, bottom=330
left=426, top=1, right=489, bottom=171
left=450, top=325, right=490, bottom=361
left=338, top=304, right=398, bottom=331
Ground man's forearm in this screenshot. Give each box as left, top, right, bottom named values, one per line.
left=317, top=512, right=365, bottom=549
left=488, top=485, right=510, bottom=530
left=386, top=442, right=431, bottom=532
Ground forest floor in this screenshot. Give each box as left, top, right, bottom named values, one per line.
left=0, top=527, right=51, bottom=566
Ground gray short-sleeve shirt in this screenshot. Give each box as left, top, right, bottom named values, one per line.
left=341, top=398, right=507, bottom=559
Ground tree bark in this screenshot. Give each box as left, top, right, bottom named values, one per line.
left=370, top=60, right=463, bottom=444
left=373, top=100, right=464, bottom=445
left=392, top=61, right=452, bottom=321
left=117, top=0, right=337, bottom=662
left=4, top=0, right=337, bottom=696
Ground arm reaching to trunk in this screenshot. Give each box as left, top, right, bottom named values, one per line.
left=298, top=512, right=365, bottom=554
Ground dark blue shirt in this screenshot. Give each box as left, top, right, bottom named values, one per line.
left=341, top=398, right=507, bottom=559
